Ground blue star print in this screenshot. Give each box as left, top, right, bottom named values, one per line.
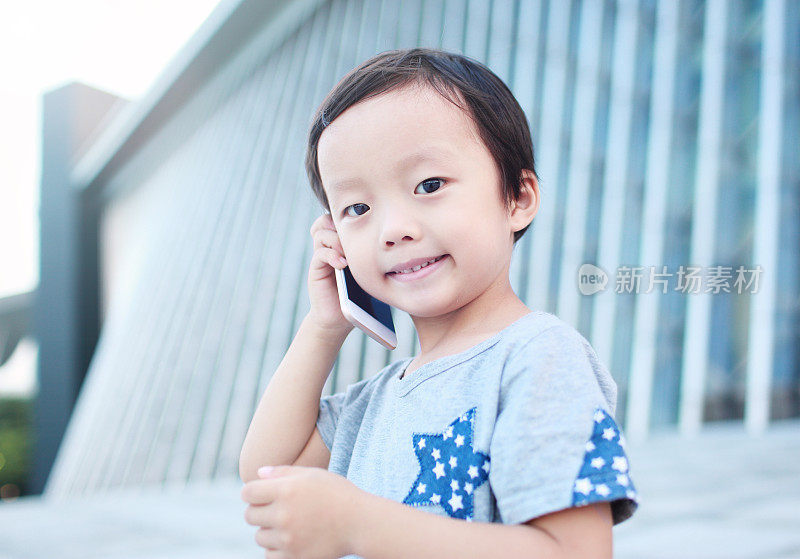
left=571, top=407, right=638, bottom=507
left=403, top=407, right=490, bottom=521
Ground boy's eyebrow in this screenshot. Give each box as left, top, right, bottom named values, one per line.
left=329, top=146, right=456, bottom=194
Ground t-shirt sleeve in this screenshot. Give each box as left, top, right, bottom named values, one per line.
left=489, top=325, right=640, bottom=526
left=316, top=388, right=347, bottom=452
left=315, top=375, right=374, bottom=452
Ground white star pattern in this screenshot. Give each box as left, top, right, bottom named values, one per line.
left=403, top=407, right=490, bottom=521
left=572, top=407, right=638, bottom=518
left=590, top=457, right=605, bottom=469
left=448, top=493, right=463, bottom=512
left=612, top=456, right=628, bottom=473
left=406, top=405, right=637, bottom=523
left=574, top=478, right=593, bottom=495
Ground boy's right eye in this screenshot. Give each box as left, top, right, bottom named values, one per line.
left=344, top=203, right=369, bottom=217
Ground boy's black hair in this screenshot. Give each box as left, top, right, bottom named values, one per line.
left=305, top=47, right=538, bottom=243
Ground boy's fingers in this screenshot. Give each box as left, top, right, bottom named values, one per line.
left=311, top=247, right=347, bottom=270
left=244, top=503, right=283, bottom=528
left=241, top=479, right=281, bottom=505
left=309, top=213, right=337, bottom=235
left=254, top=527, right=284, bottom=552
left=313, top=228, right=344, bottom=253
left=324, top=247, right=347, bottom=268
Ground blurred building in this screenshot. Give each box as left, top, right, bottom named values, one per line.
left=8, top=0, right=797, bottom=497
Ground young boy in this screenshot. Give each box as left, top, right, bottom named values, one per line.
left=240, top=48, right=639, bottom=559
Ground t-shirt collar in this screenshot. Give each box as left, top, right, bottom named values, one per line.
left=393, top=311, right=540, bottom=397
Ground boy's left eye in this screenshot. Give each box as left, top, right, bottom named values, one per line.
left=414, top=178, right=445, bottom=194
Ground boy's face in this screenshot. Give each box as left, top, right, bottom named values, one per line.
left=317, top=84, right=530, bottom=319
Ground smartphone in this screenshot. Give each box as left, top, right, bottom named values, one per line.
left=323, top=210, right=396, bottom=349
left=334, top=265, right=397, bottom=350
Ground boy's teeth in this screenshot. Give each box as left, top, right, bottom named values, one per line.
left=397, top=256, right=441, bottom=274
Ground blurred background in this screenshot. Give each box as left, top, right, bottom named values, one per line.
left=0, top=0, right=223, bottom=499
left=0, top=0, right=798, bottom=557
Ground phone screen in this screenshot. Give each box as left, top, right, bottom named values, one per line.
left=342, top=266, right=395, bottom=334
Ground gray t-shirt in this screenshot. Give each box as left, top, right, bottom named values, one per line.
left=316, top=310, right=639, bottom=551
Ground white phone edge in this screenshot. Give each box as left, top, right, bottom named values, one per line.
left=334, top=266, right=397, bottom=350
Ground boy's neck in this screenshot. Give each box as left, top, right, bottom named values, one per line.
left=406, top=288, right=532, bottom=372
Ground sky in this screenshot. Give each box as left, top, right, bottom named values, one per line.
left=0, top=0, right=222, bottom=300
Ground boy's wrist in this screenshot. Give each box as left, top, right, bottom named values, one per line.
left=344, top=486, right=376, bottom=557
left=302, top=313, right=352, bottom=347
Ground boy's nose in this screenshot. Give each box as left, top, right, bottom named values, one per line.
left=380, top=211, right=421, bottom=247
left=384, top=235, right=414, bottom=247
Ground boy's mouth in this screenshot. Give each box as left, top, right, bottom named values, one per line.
left=386, top=254, right=448, bottom=277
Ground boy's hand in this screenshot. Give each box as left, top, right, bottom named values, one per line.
left=307, top=212, right=354, bottom=340
left=241, top=465, right=365, bottom=559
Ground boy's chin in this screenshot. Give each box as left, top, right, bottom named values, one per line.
left=401, top=301, right=459, bottom=320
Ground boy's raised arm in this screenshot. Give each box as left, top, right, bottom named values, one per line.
left=238, top=313, right=349, bottom=482
left=240, top=212, right=353, bottom=482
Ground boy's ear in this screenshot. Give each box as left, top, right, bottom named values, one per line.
left=509, top=169, right=540, bottom=232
